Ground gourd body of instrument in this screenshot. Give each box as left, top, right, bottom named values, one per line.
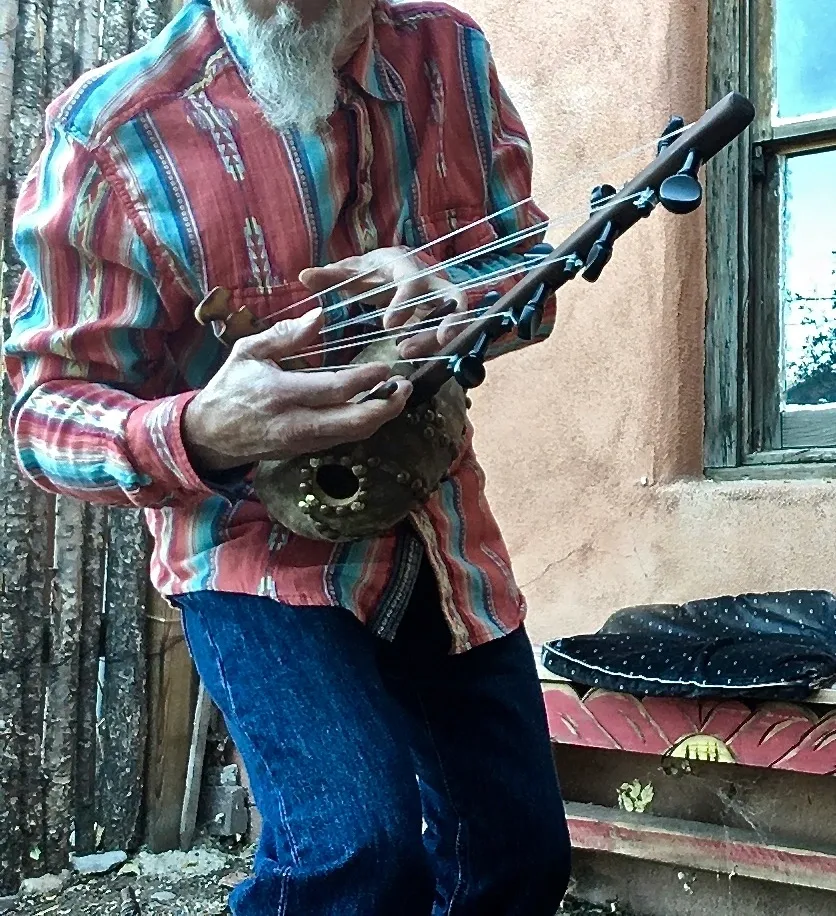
left=253, top=339, right=468, bottom=541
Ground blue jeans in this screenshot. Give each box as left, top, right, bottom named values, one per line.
left=176, top=559, right=570, bottom=915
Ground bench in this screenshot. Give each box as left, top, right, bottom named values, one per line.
left=537, top=657, right=836, bottom=892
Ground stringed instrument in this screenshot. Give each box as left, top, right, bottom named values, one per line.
left=194, top=91, right=754, bottom=541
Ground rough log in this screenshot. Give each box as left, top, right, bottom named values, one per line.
left=74, top=504, right=106, bottom=855
left=97, top=508, right=149, bottom=852
left=76, top=0, right=101, bottom=72
left=4, top=0, right=47, bottom=294
left=100, top=0, right=133, bottom=64
left=0, top=0, right=19, bottom=230
left=42, top=497, right=83, bottom=872
left=45, top=0, right=80, bottom=102
left=131, top=0, right=169, bottom=49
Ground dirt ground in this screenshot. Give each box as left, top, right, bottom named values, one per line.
left=5, top=838, right=630, bottom=916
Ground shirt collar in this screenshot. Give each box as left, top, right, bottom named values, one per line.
left=341, top=20, right=404, bottom=103
left=214, top=4, right=403, bottom=105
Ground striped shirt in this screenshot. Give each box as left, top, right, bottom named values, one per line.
left=6, top=0, right=555, bottom=652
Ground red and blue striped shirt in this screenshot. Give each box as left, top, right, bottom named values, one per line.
left=6, top=0, right=555, bottom=652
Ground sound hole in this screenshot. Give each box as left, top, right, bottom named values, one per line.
left=315, top=464, right=360, bottom=501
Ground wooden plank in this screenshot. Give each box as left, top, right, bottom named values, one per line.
left=180, top=681, right=212, bottom=851
left=704, top=0, right=750, bottom=468
left=144, top=591, right=196, bottom=853
left=746, top=447, right=836, bottom=465
left=97, top=509, right=149, bottom=852
left=74, top=504, right=106, bottom=855
left=755, top=113, right=836, bottom=145
left=781, top=406, right=836, bottom=449
left=565, top=802, right=836, bottom=891
left=707, top=462, right=836, bottom=481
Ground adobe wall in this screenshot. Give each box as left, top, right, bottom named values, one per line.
left=456, top=0, right=836, bottom=647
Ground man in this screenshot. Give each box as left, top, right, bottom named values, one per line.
left=6, top=0, right=571, bottom=912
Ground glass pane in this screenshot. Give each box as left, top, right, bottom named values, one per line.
left=782, top=150, right=836, bottom=406
left=775, top=0, right=836, bottom=120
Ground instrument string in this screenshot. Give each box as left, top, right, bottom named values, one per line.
left=322, top=250, right=553, bottom=335
left=288, top=255, right=562, bottom=364
left=252, top=118, right=694, bottom=329
left=285, top=185, right=648, bottom=362
left=288, top=308, right=499, bottom=372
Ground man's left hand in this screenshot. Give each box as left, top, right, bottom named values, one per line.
left=299, top=247, right=468, bottom=360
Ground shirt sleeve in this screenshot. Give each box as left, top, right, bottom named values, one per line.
left=5, top=120, right=223, bottom=509
left=445, top=49, right=557, bottom=360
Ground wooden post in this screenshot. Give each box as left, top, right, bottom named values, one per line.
left=42, top=497, right=84, bottom=873
left=97, top=508, right=149, bottom=852
left=74, top=505, right=106, bottom=855
left=144, top=591, right=196, bottom=852
left=180, top=681, right=212, bottom=851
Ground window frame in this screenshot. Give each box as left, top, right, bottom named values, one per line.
left=705, top=0, right=836, bottom=478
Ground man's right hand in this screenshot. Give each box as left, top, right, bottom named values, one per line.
left=182, top=308, right=412, bottom=474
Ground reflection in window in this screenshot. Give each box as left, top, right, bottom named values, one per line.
left=775, top=0, right=836, bottom=121
left=782, top=150, right=836, bottom=406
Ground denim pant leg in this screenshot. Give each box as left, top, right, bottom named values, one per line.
left=176, top=591, right=434, bottom=916
left=378, top=569, right=572, bottom=915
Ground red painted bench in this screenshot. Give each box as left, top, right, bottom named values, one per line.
left=536, top=657, right=836, bottom=892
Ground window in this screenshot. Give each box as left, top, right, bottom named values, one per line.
left=705, top=0, right=836, bottom=475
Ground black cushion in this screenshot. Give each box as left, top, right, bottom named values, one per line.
left=541, top=590, right=836, bottom=699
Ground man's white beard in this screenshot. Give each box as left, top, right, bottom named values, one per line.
left=216, top=0, right=343, bottom=134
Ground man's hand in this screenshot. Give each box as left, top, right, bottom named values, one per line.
left=182, top=308, right=412, bottom=474
left=299, top=247, right=468, bottom=360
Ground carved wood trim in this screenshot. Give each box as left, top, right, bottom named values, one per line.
left=543, top=683, right=836, bottom=776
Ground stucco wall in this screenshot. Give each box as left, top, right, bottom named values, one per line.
left=454, top=0, right=836, bottom=646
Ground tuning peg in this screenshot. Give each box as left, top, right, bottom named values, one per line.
left=659, top=149, right=703, bottom=214
left=590, top=184, right=617, bottom=215
left=517, top=283, right=549, bottom=341
left=657, top=115, right=686, bottom=154
left=582, top=222, right=619, bottom=283
left=525, top=242, right=555, bottom=261
left=449, top=312, right=514, bottom=389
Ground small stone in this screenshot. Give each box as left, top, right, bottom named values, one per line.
left=423, top=427, right=435, bottom=440
left=299, top=468, right=312, bottom=479
left=70, top=850, right=127, bottom=876
left=351, top=464, right=366, bottom=477
left=335, top=506, right=348, bottom=516
left=219, top=764, right=239, bottom=786
left=151, top=891, right=177, bottom=903
left=339, top=456, right=352, bottom=467
left=220, top=871, right=248, bottom=889
left=367, top=457, right=381, bottom=468
left=350, top=501, right=365, bottom=513
left=19, top=872, right=69, bottom=897
left=309, top=458, right=321, bottom=468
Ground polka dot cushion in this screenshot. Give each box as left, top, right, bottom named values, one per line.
left=541, top=590, right=836, bottom=699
